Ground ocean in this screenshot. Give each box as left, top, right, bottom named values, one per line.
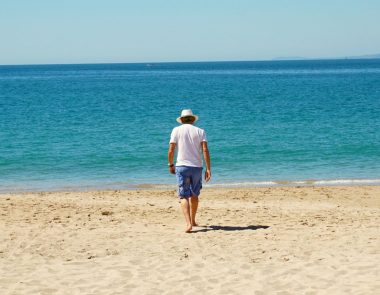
left=1, top=59, right=380, bottom=192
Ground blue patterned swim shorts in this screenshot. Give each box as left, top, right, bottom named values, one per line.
left=175, top=166, right=203, bottom=198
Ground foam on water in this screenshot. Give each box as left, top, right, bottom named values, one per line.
left=313, top=179, right=380, bottom=186
left=204, top=178, right=380, bottom=188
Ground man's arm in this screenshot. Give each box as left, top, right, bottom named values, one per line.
left=202, top=141, right=211, bottom=182
left=168, top=143, right=176, bottom=174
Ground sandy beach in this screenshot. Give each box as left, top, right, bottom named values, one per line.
left=1, top=186, right=379, bottom=294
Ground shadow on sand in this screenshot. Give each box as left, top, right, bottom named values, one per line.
left=193, top=225, right=270, bottom=233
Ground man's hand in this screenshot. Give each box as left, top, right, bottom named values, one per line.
left=169, top=166, right=176, bottom=174
left=168, top=143, right=176, bottom=175
left=204, top=169, right=211, bottom=182
left=202, top=142, right=211, bottom=183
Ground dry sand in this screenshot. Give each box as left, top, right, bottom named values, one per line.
left=1, top=186, right=379, bottom=294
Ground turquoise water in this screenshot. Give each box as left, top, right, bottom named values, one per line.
left=1, top=59, right=380, bottom=192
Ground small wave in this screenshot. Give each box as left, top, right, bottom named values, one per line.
left=313, top=179, right=380, bottom=186
left=204, top=178, right=380, bottom=188
left=205, top=181, right=278, bottom=188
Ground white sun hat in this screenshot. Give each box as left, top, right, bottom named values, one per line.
left=176, top=109, right=199, bottom=124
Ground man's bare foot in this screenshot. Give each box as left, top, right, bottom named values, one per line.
left=185, top=225, right=192, bottom=233
left=191, top=222, right=198, bottom=226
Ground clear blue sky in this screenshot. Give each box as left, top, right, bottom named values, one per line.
left=1, top=0, right=379, bottom=65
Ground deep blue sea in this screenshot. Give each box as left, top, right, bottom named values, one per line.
left=1, top=59, right=380, bottom=192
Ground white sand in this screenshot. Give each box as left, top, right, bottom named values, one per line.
left=1, top=186, right=379, bottom=294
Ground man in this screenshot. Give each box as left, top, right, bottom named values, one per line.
left=168, top=109, right=211, bottom=233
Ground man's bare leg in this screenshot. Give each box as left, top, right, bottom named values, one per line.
left=190, top=196, right=199, bottom=226
left=180, top=198, right=192, bottom=233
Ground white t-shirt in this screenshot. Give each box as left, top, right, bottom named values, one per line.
left=170, top=124, right=207, bottom=167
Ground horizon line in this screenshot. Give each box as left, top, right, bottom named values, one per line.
left=1, top=55, right=380, bottom=67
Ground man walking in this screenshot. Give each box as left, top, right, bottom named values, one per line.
left=168, top=109, right=211, bottom=233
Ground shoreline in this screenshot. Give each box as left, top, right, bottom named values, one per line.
left=1, top=177, right=380, bottom=194
left=1, top=186, right=379, bottom=294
